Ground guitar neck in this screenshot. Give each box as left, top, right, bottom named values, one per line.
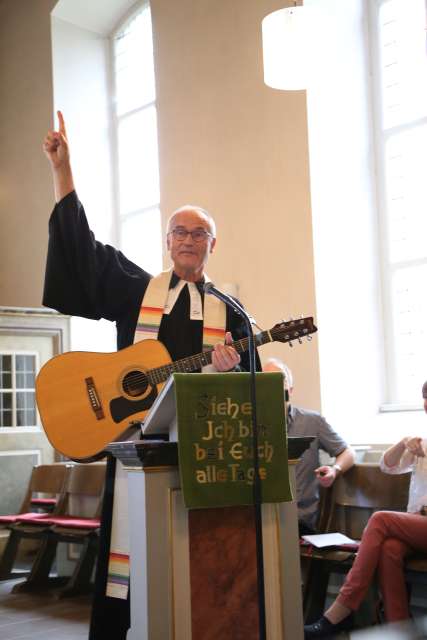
left=148, top=330, right=272, bottom=384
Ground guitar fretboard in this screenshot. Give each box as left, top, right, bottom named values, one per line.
left=146, top=322, right=308, bottom=385
left=147, top=331, right=271, bottom=385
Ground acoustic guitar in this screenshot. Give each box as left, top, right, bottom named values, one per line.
left=36, top=317, right=317, bottom=460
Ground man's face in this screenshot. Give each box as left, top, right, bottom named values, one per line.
left=167, top=209, right=216, bottom=281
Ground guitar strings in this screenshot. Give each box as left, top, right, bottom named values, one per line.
left=121, top=322, right=311, bottom=392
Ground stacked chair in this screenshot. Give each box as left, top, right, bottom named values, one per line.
left=0, top=463, right=70, bottom=580
left=0, top=462, right=106, bottom=597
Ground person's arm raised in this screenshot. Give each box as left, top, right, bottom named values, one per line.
left=383, top=436, right=425, bottom=469
left=43, top=110, right=75, bottom=203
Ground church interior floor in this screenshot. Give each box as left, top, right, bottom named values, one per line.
left=1, top=574, right=426, bottom=640
left=0, top=577, right=91, bottom=640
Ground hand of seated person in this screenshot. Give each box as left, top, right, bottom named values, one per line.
left=315, top=465, right=338, bottom=488
left=404, top=436, right=425, bottom=458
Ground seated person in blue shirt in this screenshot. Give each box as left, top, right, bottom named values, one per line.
left=263, top=358, right=355, bottom=536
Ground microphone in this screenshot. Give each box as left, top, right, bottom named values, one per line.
left=203, top=282, right=244, bottom=316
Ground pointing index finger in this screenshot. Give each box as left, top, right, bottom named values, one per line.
left=57, top=110, right=67, bottom=136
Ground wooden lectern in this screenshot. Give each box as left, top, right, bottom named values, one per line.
left=107, top=377, right=313, bottom=640
left=106, top=436, right=312, bottom=640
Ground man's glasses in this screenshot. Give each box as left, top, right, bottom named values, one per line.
left=168, top=228, right=213, bottom=243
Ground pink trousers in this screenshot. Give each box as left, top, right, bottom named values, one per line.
left=337, top=510, right=427, bottom=621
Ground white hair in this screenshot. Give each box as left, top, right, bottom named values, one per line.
left=167, top=205, right=216, bottom=238
left=263, top=357, right=294, bottom=388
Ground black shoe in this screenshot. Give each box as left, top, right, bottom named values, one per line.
left=304, top=613, right=353, bottom=639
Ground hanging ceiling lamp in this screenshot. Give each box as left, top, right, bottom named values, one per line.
left=262, top=3, right=311, bottom=90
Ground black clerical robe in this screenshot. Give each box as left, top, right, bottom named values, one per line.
left=43, top=191, right=258, bottom=640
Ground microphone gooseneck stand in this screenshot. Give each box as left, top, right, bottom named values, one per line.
left=204, top=283, right=266, bottom=640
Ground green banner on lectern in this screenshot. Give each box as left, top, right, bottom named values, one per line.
left=173, top=372, right=292, bottom=509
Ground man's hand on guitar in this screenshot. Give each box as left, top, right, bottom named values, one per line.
left=212, top=332, right=241, bottom=372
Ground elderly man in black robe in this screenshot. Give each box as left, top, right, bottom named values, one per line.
left=42, top=111, right=256, bottom=640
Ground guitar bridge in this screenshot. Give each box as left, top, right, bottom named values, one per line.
left=85, top=377, right=105, bottom=420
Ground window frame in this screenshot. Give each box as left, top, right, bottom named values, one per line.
left=0, top=350, right=40, bottom=432
left=368, top=0, right=427, bottom=409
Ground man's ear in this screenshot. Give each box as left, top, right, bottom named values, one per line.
left=210, top=237, right=216, bottom=253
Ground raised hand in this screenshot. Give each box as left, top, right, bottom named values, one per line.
left=43, top=111, right=70, bottom=170
left=405, top=436, right=425, bottom=458
left=43, top=111, right=74, bottom=202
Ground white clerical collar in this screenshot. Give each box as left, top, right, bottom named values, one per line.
left=163, top=279, right=203, bottom=320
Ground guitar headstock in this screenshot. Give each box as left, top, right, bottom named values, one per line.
left=270, top=317, right=317, bottom=345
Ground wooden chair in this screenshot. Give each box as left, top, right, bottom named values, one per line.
left=302, top=463, right=410, bottom=625
left=11, top=462, right=106, bottom=597
left=404, top=552, right=427, bottom=609
left=0, top=463, right=70, bottom=580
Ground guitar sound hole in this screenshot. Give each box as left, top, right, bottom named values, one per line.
left=122, top=370, right=149, bottom=398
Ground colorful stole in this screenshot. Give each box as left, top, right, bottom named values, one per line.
left=105, top=462, right=130, bottom=599
left=134, top=269, right=226, bottom=349
left=106, top=269, right=226, bottom=599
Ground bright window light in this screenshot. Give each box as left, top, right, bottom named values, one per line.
left=374, top=0, right=427, bottom=403
left=112, top=4, right=162, bottom=273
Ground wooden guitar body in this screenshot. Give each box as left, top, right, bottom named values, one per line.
left=36, top=339, right=171, bottom=460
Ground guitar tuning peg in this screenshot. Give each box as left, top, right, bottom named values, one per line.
left=298, top=338, right=302, bottom=344
left=307, top=335, right=312, bottom=341
left=288, top=341, right=293, bottom=348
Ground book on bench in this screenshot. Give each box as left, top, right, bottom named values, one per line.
left=301, top=533, right=359, bottom=549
